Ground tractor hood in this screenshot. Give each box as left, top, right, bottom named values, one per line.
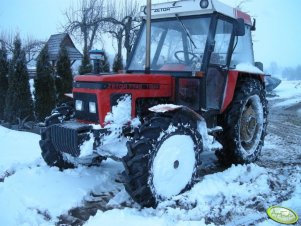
left=72, top=73, right=174, bottom=126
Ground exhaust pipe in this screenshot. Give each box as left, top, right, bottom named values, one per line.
left=145, top=0, right=151, bottom=74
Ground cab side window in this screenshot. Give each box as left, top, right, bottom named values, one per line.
left=210, top=20, right=233, bottom=65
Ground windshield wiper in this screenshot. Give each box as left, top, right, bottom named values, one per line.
left=175, top=14, right=197, bottom=49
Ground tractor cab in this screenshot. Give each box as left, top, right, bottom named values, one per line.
left=127, top=0, right=256, bottom=113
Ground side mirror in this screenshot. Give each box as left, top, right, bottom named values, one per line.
left=235, top=18, right=245, bottom=36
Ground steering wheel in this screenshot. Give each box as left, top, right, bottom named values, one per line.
left=174, top=51, right=199, bottom=64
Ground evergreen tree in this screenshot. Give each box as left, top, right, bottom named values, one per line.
left=100, top=50, right=110, bottom=73
left=4, top=36, right=34, bottom=123
left=56, top=44, right=73, bottom=104
left=112, top=54, right=123, bottom=73
left=0, top=43, right=9, bottom=119
left=79, top=46, right=92, bottom=75
left=34, top=44, right=56, bottom=121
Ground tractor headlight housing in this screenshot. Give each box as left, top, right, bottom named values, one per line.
left=75, top=100, right=83, bottom=111
left=89, top=101, right=97, bottom=113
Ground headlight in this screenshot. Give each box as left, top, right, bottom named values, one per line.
left=75, top=100, right=83, bottom=111
left=89, top=101, right=97, bottom=113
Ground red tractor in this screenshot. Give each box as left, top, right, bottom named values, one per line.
left=40, top=0, right=268, bottom=207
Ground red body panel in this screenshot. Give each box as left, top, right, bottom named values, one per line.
left=234, top=9, right=252, bottom=25
left=221, top=70, right=265, bottom=113
left=73, top=74, right=173, bottom=126
left=221, top=70, right=238, bottom=113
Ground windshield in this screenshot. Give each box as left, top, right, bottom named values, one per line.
left=128, top=16, right=211, bottom=72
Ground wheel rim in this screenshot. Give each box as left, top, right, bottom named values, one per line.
left=239, top=95, right=264, bottom=154
left=151, top=134, right=196, bottom=199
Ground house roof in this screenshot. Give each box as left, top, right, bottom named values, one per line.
left=47, top=33, right=82, bottom=61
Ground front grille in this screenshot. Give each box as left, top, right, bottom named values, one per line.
left=50, top=122, right=92, bottom=157
left=74, top=92, right=99, bottom=123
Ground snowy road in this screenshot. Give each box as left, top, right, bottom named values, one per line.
left=0, top=81, right=300, bottom=226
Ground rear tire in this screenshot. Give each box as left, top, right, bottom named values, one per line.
left=122, top=115, right=202, bottom=207
left=216, top=78, right=268, bottom=165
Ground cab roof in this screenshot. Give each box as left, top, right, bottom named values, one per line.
left=140, top=0, right=252, bottom=25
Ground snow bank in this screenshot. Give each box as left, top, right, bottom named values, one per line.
left=257, top=167, right=301, bottom=226
left=85, top=208, right=213, bottom=226
left=274, top=98, right=301, bottom=108
left=86, top=164, right=272, bottom=225
left=272, top=81, right=301, bottom=108
left=0, top=160, right=123, bottom=226
left=0, top=126, right=124, bottom=226
left=273, top=80, right=301, bottom=99
left=0, top=126, right=41, bottom=177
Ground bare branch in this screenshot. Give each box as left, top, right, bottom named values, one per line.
left=0, top=30, right=45, bottom=63
left=61, top=0, right=106, bottom=50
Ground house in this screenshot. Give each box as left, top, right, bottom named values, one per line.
left=47, top=33, right=82, bottom=67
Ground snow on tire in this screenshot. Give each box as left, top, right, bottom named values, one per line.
left=122, top=116, right=202, bottom=207
left=216, top=77, right=268, bottom=165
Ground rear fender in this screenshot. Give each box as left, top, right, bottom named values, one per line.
left=149, top=104, right=211, bottom=151
left=221, top=71, right=265, bottom=113
left=149, top=104, right=205, bottom=130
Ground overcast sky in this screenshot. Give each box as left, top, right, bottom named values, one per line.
left=0, top=0, right=300, bottom=69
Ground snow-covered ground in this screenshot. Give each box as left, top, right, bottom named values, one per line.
left=272, top=80, right=301, bottom=108
left=0, top=81, right=300, bottom=226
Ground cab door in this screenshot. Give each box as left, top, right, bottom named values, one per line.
left=206, top=18, right=234, bottom=110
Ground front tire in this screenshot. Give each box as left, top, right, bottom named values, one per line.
left=122, top=115, right=202, bottom=207
left=40, top=137, right=75, bottom=170
left=216, top=77, right=268, bottom=165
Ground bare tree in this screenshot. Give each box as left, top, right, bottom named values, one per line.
left=62, top=0, right=106, bottom=51
left=104, top=0, right=141, bottom=62
left=0, top=29, right=17, bottom=54
left=0, top=31, right=45, bottom=64
left=23, top=36, right=45, bottom=64
left=61, top=0, right=140, bottom=64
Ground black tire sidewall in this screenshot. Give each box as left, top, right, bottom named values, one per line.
left=218, top=78, right=268, bottom=164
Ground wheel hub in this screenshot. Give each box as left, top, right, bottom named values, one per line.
left=151, top=134, right=196, bottom=199
left=241, top=106, right=257, bottom=142
left=239, top=95, right=264, bottom=153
